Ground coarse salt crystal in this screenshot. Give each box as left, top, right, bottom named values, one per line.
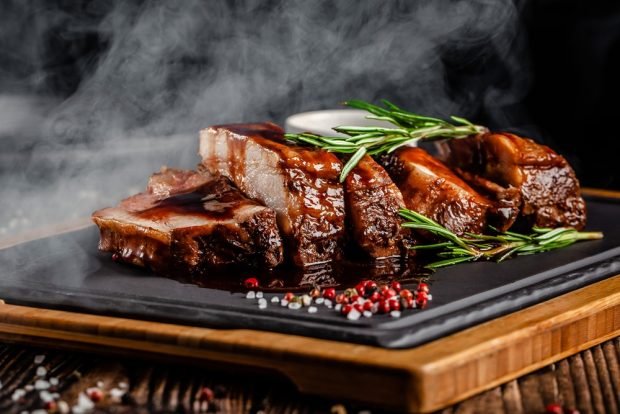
left=428, top=294, right=433, bottom=300
left=301, top=294, right=312, bottom=306
left=258, top=299, right=268, bottom=309
left=40, top=390, right=54, bottom=402
left=57, top=400, right=70, bottom=414
left=118, top=382, right=128, bottom=389
left=334, top=303, right=342, bottom=312
left=270, top=296, right=280, bottom=303
left=315, top=297, right=324, bottom=305
left=109, top=387, right=125, bottom=401
left=36, top=366, right=47, bottom=377
left=324, top=299, right=333, bottom=308
left=34, top=354, right=45, bottom=364
left=12, top=389, right=25, bottom=401
left=280, top=299, right=289, bottom=307
left=246, top=291, right=256, bottom=299
left=308, top=306, right=318, bottom=314
left=390, top=310, right=401, bottom=318
left=288, top=302, right=302, bottom=310
left=347, top=309, right=361, bottom=321
left=256, top=291, right=264, bottom=299
left=50, top=377, right=59, bottom=386
left=34, top=379, right=50, bottom=390
left=363, top=311, right=373, bottom=318
left=25, top=385, right=34, bottom=391
left=78, top=392, right=95, bottom=410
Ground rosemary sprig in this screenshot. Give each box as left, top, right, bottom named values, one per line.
left=399, top=209, right=604, bottom=269
left=285, top=99, right=487, bottom=182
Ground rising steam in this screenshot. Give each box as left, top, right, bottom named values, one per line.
left=0, top=0, right=527, bottom=235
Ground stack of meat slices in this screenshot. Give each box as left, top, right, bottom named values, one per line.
left=92, top=167, right=283, bottom=275
left=93, top=123, right=586, bottom=273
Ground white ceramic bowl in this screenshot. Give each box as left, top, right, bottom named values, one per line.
left=285, top=109, right=393, bottom=136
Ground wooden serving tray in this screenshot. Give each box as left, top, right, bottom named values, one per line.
left=0, top=188, right=618, bottom=413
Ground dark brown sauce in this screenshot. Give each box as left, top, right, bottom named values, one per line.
left=154, top=254, right=431, bottom=293
left=136, top=190, right=248, bottom=221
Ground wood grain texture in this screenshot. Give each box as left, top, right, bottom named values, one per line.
left=0, top=340, right=618, bottom=413
left=582, top=187, right=620, bottom=200
left=0, top=275, right=619, bottom=413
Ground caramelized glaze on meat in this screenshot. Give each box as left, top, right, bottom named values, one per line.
left=344, top=155, right=409, bottom=258
left=440, top=133, right=586, bottom=229
left=92, top=168, right=284, bottom=274
left=381, top=147, right=498, bottom=235
left=199, top=123, right=345, bottom=266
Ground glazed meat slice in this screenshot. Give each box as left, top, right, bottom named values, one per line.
left=439, top=133, right=586, bottom=229
left=344, top=155, right=408, bottom=258
left=92, top=168, right=284, bottom=275
left=199, top=123, right=345, bottom=266
left=381, top=147, right=507, bottom=235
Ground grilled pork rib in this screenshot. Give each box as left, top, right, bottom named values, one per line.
left=344, top=155, right=409, bottom=258
left=92, top=168, right=284, bottom=274
left=199, top=123, right=345, bottom=266
left=381, top=147, right=516, bottom=235
left=439, top=133, right=586, bottom=229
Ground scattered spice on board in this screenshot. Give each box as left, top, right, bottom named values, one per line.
left=242, top=278, right=432, bottom=319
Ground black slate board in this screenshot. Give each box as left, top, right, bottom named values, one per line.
left=1, top=198, right=619, bottom=349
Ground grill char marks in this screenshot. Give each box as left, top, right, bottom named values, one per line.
left=92, top=168, right=284, bottom=275
left=199, top=123, right=346, bottom=267
left=380, top=147, right=498, bottom=236
left=439, top=133, right=587, bottom=230
left=344, top=155, right=409, bottom=258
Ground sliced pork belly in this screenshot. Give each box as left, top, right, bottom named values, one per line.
left=381, top=147, right=509, bottom=235
left=344, top=155, right=408, bottom=258
left=199, top=123, right=345, bottom=266
left=439, top=133, right=586, bottom=229
left=92, top=168, right=284, bottom=275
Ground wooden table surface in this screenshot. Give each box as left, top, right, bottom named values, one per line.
left=0, top=338, right=618, bottom=413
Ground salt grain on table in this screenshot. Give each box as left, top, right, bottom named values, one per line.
left=34, top=379, right=50, bottom=390
left=57, top=401, right=70, bottom=414
left=12, top=389, right=25, bottom=401
left=109, top=387, right=126, bottom=401
left=40, top=390, right=54, bottom=402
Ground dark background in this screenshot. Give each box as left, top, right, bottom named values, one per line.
left=0, top=0, right=619, bottom=233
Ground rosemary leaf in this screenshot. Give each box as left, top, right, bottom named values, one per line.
left=285, top=99, right=486, bottom=180
left=399, top=208, right=603, bottom=269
